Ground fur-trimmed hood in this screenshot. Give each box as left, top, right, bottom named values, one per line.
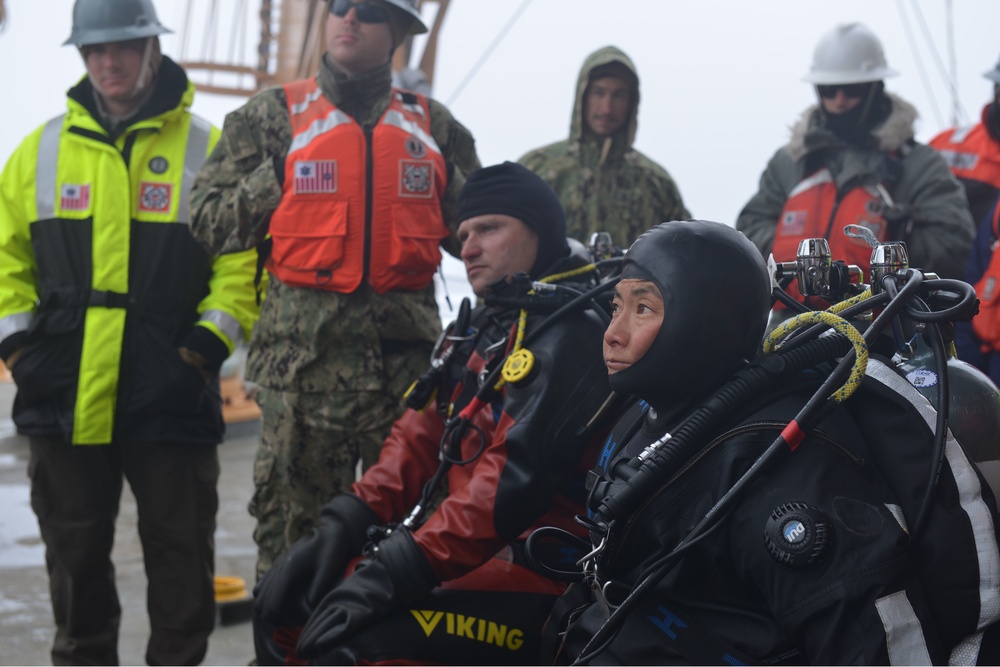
left=786, top=92, right=918, bottom=161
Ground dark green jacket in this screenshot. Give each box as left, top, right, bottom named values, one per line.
left=519, top=46, right=690, bottom=250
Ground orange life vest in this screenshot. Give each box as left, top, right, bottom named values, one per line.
left=267, top=80, right=448, bottom=293
left=972, top=203, right=1000, bottom=350
left=772, top=168, right=887, bottom=304
left=930, top=104, right=1000, bottom=225
left=930, top=104, right=1000, bottom=191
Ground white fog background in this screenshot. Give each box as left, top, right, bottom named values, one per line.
left=2, top=0, right=1000, bottom=317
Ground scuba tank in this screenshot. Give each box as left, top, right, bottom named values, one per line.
left=897, top=340, right=1000, bottom=501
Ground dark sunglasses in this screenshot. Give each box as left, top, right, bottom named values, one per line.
left=330, top=0, right=390, bottom=23
left=816, top=83, right=871, bottom=99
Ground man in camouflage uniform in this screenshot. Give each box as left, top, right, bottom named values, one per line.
left=519, top=45, right=690, bottom=250
left=190, top=0, right=480, bottom=579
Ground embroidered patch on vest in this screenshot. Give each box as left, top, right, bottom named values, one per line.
left=781, top=210, right=806, bottom=235
left=405, top=135, right=428, bottom=159
left=148, top=156, right=169, bottom=174
left=941, top=150, right=979, bottom=171
left=294, top=160, right=337, bottom=194
left=139, top=182, right=173, bottom=212
left=60, top=184, right=91, bottom=211
left=399, top=160, right=435, bottom=198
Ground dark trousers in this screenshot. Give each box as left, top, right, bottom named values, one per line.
left=28, top=435, right=220, bottom=666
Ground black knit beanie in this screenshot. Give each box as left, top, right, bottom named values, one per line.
left=458, top=162, right=570, bottom=278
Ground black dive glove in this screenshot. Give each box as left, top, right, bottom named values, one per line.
left=295, top=527, right=438, bottom=659
left=253, top=493, right=377, bottom=626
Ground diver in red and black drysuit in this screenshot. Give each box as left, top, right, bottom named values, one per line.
left=253, top=162, right=623, bottom=665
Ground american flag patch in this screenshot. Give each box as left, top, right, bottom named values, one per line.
left=294, top=160, right=337, bottom=194
left=60, top=184, right=90, bottom=211
left=781, top=210, right=807, bottom=236
left=138, top=182, right=173, bottom=212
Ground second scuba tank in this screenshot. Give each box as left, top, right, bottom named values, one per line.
left=896, top=340, right=1000, bottom=502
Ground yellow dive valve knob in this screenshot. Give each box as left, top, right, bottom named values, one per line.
left=502, top=349, right=536, bottom=384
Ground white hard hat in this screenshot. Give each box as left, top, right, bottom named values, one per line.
left=803, top=23, right=898, bottom=85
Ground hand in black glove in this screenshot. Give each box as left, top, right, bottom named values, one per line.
left=253, top=493, right=377, bottom=627
left=295, top=527, right=438, bottom=659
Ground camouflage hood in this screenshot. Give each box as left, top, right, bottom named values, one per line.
left=569, top=46, right=639, bottom=156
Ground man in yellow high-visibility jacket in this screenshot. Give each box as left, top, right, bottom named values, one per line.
left=0, top=0, right=259, bottom=663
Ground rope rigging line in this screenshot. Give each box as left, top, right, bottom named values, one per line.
left=445, top=0, right=534, bottom=107
left=894, top=0, right=944, bottom=128
left=944, top=0, right=963, bottom=127
left=908, top=0, right=968, bottom=126
left=229, top=0, right=249, bottom=66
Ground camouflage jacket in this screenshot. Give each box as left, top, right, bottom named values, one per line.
left=518, top=46, right=690, bottom=251
left=190, top=57, right=480, bottom=392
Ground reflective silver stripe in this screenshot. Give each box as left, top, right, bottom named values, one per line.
left=950, top=632, right=984, bottom=666
left=0, top=311, right=34, bottom=341
left=884, top=503, right=908, bottom=534
left=787, top=167, right=833, bottom=199
left=382, top=109, right=441, bottom=155
left=35, top=115, right=65, bottom=219
left=401, top=102, right=425, bottom=117
left=945, top=433, right=1000, bottom=664
left=875, top=591, right=932, bottom=665
left=290, top=87, right=324, bottom=116
left=289, top=108, right=353, bottom=153
left=199, top=309, right=243, bottom=344
left=868, top=360, right=1000, bottom=665
left=179, top=115, right=213, bottom=225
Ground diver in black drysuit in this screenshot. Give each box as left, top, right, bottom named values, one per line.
left=549, top=220, right=1000, bottom=665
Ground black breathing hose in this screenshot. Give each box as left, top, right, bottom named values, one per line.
left=592, top=333, right=852, bottom=528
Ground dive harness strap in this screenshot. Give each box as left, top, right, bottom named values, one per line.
left=538, top=580, right=592, bottom=665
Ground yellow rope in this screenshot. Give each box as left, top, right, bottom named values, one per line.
left=763, top=309, right=869, bottom=404
left=828, top=288, right=873, bottom=315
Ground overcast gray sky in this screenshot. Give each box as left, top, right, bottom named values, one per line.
left=2, top=0, right=1000, bottom=317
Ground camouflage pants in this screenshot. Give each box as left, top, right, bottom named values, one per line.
left=249, top=343, right=430, bottom=580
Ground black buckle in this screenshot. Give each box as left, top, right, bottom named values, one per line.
left=89, top=289, right=130, bottom=309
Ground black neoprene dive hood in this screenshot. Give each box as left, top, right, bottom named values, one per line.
left=609, top=220, right=771, bottom=421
